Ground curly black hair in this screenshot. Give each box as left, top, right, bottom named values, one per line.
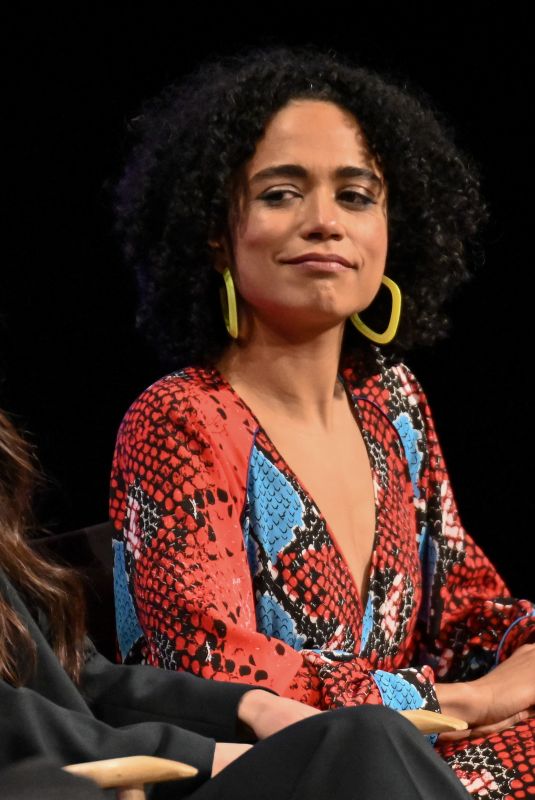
left=113, top=44, right=488, bottom=370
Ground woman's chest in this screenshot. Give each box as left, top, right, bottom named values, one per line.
left=241, top=400, right=423, bottom=659
left=259, top=413, right=376, bottom=604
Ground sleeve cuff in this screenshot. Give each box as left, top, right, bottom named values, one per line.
left=371, top=667, right=440, bottom=713
left=496, top=611, right=535, bottom=664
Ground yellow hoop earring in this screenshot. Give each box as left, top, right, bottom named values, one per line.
left=350, top=276, right=402, bottom=345
left=219, top=266, right=239, bottom=339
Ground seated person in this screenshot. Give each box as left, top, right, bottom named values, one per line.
left=109, top=45, right=535, bottom=797
left=0, top=409, right=470, bottom=799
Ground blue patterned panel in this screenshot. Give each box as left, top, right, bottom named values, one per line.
left=392, top=412, right=423, bottom=499
left=256, top=593, right=307, bottom=649
left=372, top=672, right=438, bottom=744
left=113, top=540, right=144, bottom=661
left=372, top=670, right=424, bottom=710
left=373, top=671, right=439, bottom=744
left=247, top=445, right=304, bottom=562
left=360, top=595, right=374, bottom=652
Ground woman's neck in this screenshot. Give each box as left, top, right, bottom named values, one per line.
left=215, top=323, right=347, bottom=430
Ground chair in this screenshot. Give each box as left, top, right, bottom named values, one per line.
left=32, top=522, right=116, bottom=660
left=400, top=709, right=466, bottom=734
left=64, top=755, right=198, bottom=800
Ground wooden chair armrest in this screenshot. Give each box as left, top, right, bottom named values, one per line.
left=64, top=755, right=197, bottom=788
left=400, top=709, right=468, bottom=733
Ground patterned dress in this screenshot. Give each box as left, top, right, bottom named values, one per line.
left=110, top=350, right=535, bottom=798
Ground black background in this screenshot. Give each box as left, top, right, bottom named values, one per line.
left=4, top=8, right=534, bottom=598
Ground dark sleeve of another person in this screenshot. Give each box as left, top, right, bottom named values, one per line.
left=0, top=570, right=259, bottom=797
left=0, top=677, right=215, bottom=796
left=80, top=643, right=257, bottom=742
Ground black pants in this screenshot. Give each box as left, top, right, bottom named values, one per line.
left=0, top=706, right=469, bottom=799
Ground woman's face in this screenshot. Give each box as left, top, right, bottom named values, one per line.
left=219, top=99, right=388, bottom=336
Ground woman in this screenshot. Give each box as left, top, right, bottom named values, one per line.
left=0, top=409, right=472, bottom=799
left=110, top=46, right=535, bottom=796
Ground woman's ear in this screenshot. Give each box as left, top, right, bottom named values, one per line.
left=208, top=235, right=232, bottom=275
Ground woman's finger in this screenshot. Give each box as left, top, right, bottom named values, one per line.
left=467, top=710, right=532, bottom=738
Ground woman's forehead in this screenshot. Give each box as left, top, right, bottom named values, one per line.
left=246, top=99, right=380, bottom=177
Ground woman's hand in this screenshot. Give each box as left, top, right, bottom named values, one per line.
left=211, top=691, right=321, bottom=776
left=436, top=643, right=535, bottom=732
left=237, top=689, right=322, bottom=740
left=439, top=709, right=535, bottom=742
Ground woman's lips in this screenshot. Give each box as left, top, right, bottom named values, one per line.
left=282, top=254, right=353, bottom=271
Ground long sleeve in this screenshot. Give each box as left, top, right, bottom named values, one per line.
left=0, top=679, right=214, bottom=796
left=0, top=576, right=220, bottom=796
left=81, top=645, right=258, bottom=742
left=110, top=376, right=314, bottom=696
left=110, top=370, right=440, bottom=714
left=393, top=363, right=535, bottom=682
left=0, top=569, right=263, bottom=798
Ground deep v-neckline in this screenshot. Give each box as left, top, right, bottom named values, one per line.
left=208, top=365, right=380, bottom=623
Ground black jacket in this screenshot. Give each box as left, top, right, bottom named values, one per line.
left=0, top=569, right=255, bottom=797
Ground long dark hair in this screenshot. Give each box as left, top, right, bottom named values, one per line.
left=0, top=411, right=86, bottom=685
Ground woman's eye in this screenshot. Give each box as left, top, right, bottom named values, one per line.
left=258, top=188, right=377, bottom=207
left=259, top=189, right=300, bottom=205
left=339, top=190, right=376, bottom=207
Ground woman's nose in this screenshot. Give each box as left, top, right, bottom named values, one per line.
left=300, top=191, right=345, bottom=240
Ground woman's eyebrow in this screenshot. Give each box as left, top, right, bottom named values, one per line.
left=336, top=166, right=383, bottom=189
left=250, top=163, right=383, bottom=189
